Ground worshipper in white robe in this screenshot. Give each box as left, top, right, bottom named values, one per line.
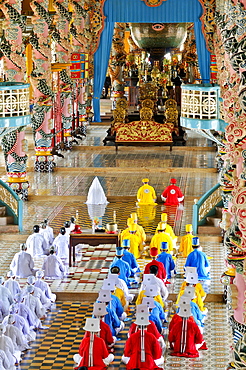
left=69, top=217, right=76, bottom=232
left=4, top=271, right=21, bottom=297
left=39, top=222, right=53, bottom=248
left=10, top=243, right=36, bottom=278
left=85, top=176, right=109, bottom=205
left=7, top=304, right=36, bottom=342
left=43, top=219, right=54, bottom=244
left=42, top=247, right=65, bottom=279
left=26, top=225, right=48, bottom=257
left=0, top=277, right=13, bottom=316
left=0, top=323, right=18, bottom=367
left=0, top=349, right=11, bottom=370
left=14, top=294, right=41, bottom=332
left=4, top=315, right=31, bottom=352
left=109, top=268, right=134, bottom=302
left=34, top=270, right=56, bottom=302
left=53, top=227, right=69, bottom=261
left=23, top=285, right=46, bottom=321
left=22, top=276, right=50, bottom=313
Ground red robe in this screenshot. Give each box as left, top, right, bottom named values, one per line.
left=161, top=185, right=184, bottom=206
left=124, top=330, right=162, bottom=370
left=168, top=317, right=203, bottom=358
left=84, top=320, right=114, bottom=352
left=76, top=335, right=108, bottom=370
left=144, top=260, right=166, bottom=281
left=129, top=320, right=161, bottom=339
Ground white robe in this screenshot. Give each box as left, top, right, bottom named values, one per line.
left=42, top=255, right=65, bottom=279
left=53, top=234, right=69, bottom=260
left=15, top=303, right=40, bottom=330
left=0, top=334, right=17, bottom=367
left=0, top=349, right=12, bottom=370
left=10, top=251, right=35, bottom=278
left=39, top=228, right=52, bottom=248
left=23, top=294, right=45, bottom=320
left=22, top=285, right=51, bottom=312
left=0, top=286, right=13, bottom=315
left=3, top=313, right=36, bottom=342
left=26, top=233, right=48, bottom=257
left=4, top=279, right=21, bottom=298
left=34, top=279, right=56, bottom=302
left=4, top=324, right=29, bottom=352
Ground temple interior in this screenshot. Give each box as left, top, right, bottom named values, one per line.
left=0, top=0, right=245, bottom=369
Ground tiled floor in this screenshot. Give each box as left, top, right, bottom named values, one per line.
left=0, top=107, right=233, bottom=369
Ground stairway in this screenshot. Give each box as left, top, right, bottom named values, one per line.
left=0, top=206, right=19, bottom=233
left=198, top=206, right=222, bottom=235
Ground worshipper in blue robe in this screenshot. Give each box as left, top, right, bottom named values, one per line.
left=122, top=239, right=140, bottom=276
left=101, top=277, right=126, bottom=320
left=184, top=237, right=210, bottom=280
left=177, top=286, right=205, bottom=331
left=110, top=247, right=132, bottom=287
left=156, top=242, right=176, bottom=279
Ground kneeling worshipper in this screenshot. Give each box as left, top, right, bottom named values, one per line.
left=121, top=239, right=141, bottom=277
left=161, top=178, right=184, bottom=206
left=91, top=302, right=116, bottom=352
left=179, top=224, right=194, bottom=258
left=150, top=223, right=174, bottom=255
left=13, top=293, right=42, bottom=331
left=8, top=303, right=36, bottom=342
left=130, top=212, right=146, bottom=245
left=122, top=222, right=142, bottom=259
left=109, top=267, right=134, bottom=303
left=0, top=276, right=13, bottom=315
left=4, top=314, right=31, bottom=352
left=110, top=247, right=132, bottom=287
left=136, top=282, right=165, bottom=311
left=0, top=349, right=11, bottom=370
left=103, top=275, right=129, bottom=316
left=0, top=323, right=17, bottom=367
left=185, top=237, right=211, bottom=281
left=142, top=271, right=168, bottom=302
left=122, top=307, right=164, bottom=370
left=26, top=224, right=48, bottom=257
left=34, top=270, right=56, bottom=303
left=73, top=318, right=114, bottom=370
left=42, top=246, right=65, bottom=279
left=10, top=243, right=36, bottom=278
left=155, top=213, right=177, bottom=247
left=142, top=297, right=164, bottom=335
left=97, top=289, right=124, bottom=337
left=168, top=300, right=203, bottom=358
left=101, top=279, right=126, bottom=321
left=144, top=247, right=167, bottom=281
left=4, top=270, right=21, bottom=297
left=177, top=270, right=207, bottom=314
left=128, top=303, right=165, bottom=349
left=156, top=242, right=176, bottom=280
left=137, top=178, right=157, bottom=206
left=53, top=227, right=69, bottom=261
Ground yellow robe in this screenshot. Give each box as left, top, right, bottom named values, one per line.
left=135, top=223, right=146, bottom=242
left=180, top=281, right=206, bottom=300
left=122, top=233, right=142, bottom=259
left=121, top=228, right=144, bottom=250
left=176, top=282, right=206, bottom=312
left=137, top=184, right=157, bottom=205
left=155, top=223, right=176, bottom=241
left=113, top=287, right=127, bottom=311
left=136, top=289, right=164, bottom=307
left=179, top=233, right=194, bottom=257
left=150, top=232, right=173, bottom=254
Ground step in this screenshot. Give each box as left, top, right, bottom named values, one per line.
left=206, top=217, right=221, bottom=227
left=0, top=224, right=19, bottom=233
left=198, top=225, right=222, bottom=235
left=0, top=216, right=14, bottom=226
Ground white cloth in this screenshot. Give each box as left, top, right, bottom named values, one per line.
left=4, top=279, right=21, bottom=298
left=10, top=251, right=35, bottom=278
left=53, top=234, right=69, bottom=260
left=0, top=349, right=11, bottom=370
left=86, top=177, right=108, bottom=205
left=45, top=225, right=54, bottom=244
left=23, top=294, right=45, bottom=320
left=0, top=286, right=13, bottom=314
left=42, top=255, right=65, bottom=279
left=15, top=303, right=40, bottom=330
left=4, top=324, right=30, bottom=352
left=39, top=228, right=52, bottom=248
left=34, top=279, right=56, bottom=302
left=22, top=285, right=51, bottom=312
left=0, top=334, right=16, bottom=367
left=26, top=233, right=48, bottom=257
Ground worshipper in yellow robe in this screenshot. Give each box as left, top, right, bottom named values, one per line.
left=136, top=284, right=164, bottom=308
left=150, top=222, right=174, bottom=254
left=179, top=224, right=194, bottom=257
left=155, top=213, right=176, bottom=240
left=130, top=212, right=146, bottom=245
left=122, top=224, right=142, bottom=259
left=137, top=178, right=157, bottom=205
left=121, top=218, right=144, bottom=252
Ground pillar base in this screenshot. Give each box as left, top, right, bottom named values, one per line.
left=8, top=181, right=29, bottom=201
left=34, top=160, right=56, bottom=172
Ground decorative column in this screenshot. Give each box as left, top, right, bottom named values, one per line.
left=29, top=0, right=55, bottom=172
left=0, top=83, right=30, bottom=200
left=109, top=23, right=126, bottom=108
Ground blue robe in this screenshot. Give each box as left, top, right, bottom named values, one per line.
left=185, top=249, right=210, bottom=280
left=101, top=304, right=121, bottom=336
left=149, top=310, right=163, bottom=333
left=177, top=301, right=204, bottom=328
left=110, top=294, right=124, bottom=319
left=122, top=249, right=140, bottom=275
left=157, top=251, right=175, bottom=279
left=110, top=257, right=131, bottom=286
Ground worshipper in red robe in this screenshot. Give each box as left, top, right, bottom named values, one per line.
left=74, top=318, right=114, bottom=370
left=144, top=247, right=166, bottom=281
left=161, top=178, right=184, bottom=206
left=168, top=301, right=203, bottom=358
left=122, top=308, right=164, bottom=370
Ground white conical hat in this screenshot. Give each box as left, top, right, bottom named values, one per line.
left=185, top=267, right=197, bottom=275
left=93, top=302, right=107, bottom=316
left=145, top=284, right=159, bottom=297
left=98, top=289, right=112, bottom=302
left=85, top=177, right=108, bottom=205
left=134, top=311, right=150, bottom=326
left=143, top=274, right=156, bottom=286
left=186, top=272, right=198, bottom=284
left=83, top=318, right=101, bottom=332
left=182, top=286, right=195, bottom=299
left=178, top=302, right=191, bottom=318
left=178, top=296, right=191, bottom=307
left=142, top=297, right=156, bottom=309
left=102, top=278, right=115, bottom=291
left=136, top=304, right=149, bottom=314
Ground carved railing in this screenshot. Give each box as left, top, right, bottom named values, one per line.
left=0, top=180, right=23, bottom=231
left=192, top=183, right=222, bottom=234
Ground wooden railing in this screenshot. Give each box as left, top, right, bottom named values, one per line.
left=192, top=183, right=222, bottom=234
left=0, top=180, right=23, bottom=232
